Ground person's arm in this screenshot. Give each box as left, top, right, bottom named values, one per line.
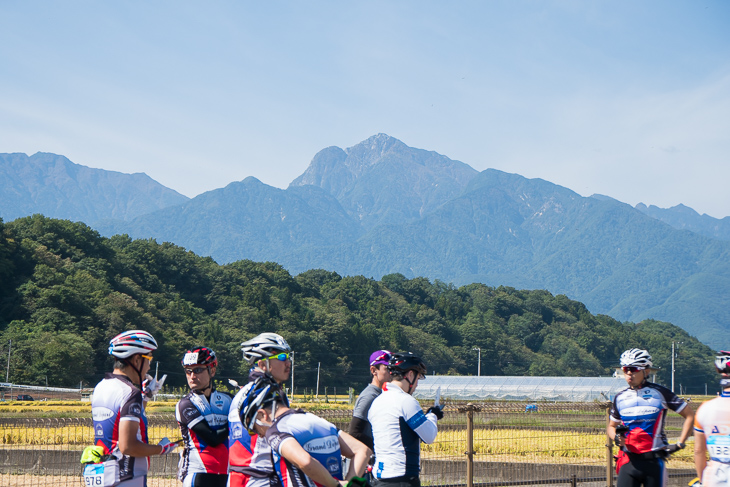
left=279, top=438, right=347, bottom=487
left=347, top=416, right=373, bottom=450
left=119, top=419, right=168, bottom=457
left=338, top=431, right=372, bottom=480
left=694, top=430, right=707, bottom=480
left=607, top=419, right=624, bottom=448
left=190, top=420, right=228, bottom=446
left=402, top=398, right=437, bottom=444
left=677, top=405, right=695, bottom=445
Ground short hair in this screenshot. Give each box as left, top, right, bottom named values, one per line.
left=113, top=358, right=129, bottom=370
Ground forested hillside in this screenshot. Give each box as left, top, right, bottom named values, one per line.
left=0, top=216, right=718, bottom=393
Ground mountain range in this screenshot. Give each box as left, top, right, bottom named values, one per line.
left=2, top=135, right=728, bottom=345
left=0, top=152, right=189, bottom=225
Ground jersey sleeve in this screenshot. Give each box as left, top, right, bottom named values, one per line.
left=265, top=423, right=295, bottom=455
left=659, top=386, right=687, bottom=413
left=609, top=396, right=621, bottom=423
left=119, top=389, right=145, bottom=423
left=176, top=395, right=205, bottom=429
left=402, top=397, right=438, bottom=444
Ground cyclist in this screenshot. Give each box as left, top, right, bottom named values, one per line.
left=175, top=346, right=232, bottom=487
left=90, top=330, right=178, bottom=487
left=229, top=332, right=293, bottom=487
left=240, top=376, right=371, bottom=487
left=349, top=349, right=392, bottom=450
left=608, top=348, right=694, bottom=487
left=693, top=350, right=730, bottom=487
left=368, top=352, right=442, bottom=487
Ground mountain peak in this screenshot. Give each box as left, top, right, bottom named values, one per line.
left=343, top=133, right=406, bottom=173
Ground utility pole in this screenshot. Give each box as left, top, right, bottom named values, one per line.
left=671, top=342, right=675, bottom=392
left=291, top=353, right=294, bottom=398
left=472, top=347, right=481, bottom=376
left=5, top=340, right=11, bottom=383
left=316, top=362, right=321, bottom=399
left=671, top=341, right=682, bottom=393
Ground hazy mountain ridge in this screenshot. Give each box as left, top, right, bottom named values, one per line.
left=0, top=152, right=189, bottom=224
left=291, top=134, right=478, bottom=228
left=3, top=136, right=729, bottom=345
left=95, top=177, right=362, bottom=267
left=635, top=202, right=730, bottom=241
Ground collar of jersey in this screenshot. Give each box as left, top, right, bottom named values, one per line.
left=383, top=382, right=406, bottom=393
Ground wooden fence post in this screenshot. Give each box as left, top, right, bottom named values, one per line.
left=467, top=404, right=474, bottom=487
left=606, top=406, right=614, bottom=487
left=458, top=402, right=481, bottom=487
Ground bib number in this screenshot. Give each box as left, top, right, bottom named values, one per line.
left=82, top=459, right=119, bottom=487
left=708, top=436, right=730, bottom=462
left=83, top=464, right=104, bottom=486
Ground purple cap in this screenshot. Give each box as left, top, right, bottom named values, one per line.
left=370, top=350, right=391, bottom=366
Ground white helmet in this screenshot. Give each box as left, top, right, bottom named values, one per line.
left=108, top=330, right=158, bottom=359
left=620, top=348, right=653, bottom=368
left=715, top=351, right=730, bottom=374
left=241, top=333, right=291, bottom=365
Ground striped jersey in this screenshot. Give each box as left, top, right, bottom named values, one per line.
left=610, top=382, right=687, bottom=454
left=175, top=389, right=232, bottom=479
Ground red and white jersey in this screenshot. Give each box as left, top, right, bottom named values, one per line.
left=176, top=389, right=231, bottom=479
left=228, top=370, right=290, bottom=487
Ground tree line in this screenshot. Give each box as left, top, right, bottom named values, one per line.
left=0, top=215, right=718, bottom=393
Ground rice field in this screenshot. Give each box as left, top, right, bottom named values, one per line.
left=422, top=427, right=695, bottom=467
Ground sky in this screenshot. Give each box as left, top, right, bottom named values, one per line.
left=1, top=1, right=729, bottom=217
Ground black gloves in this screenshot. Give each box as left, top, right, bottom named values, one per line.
left=427, top=406, right=444, bottom=420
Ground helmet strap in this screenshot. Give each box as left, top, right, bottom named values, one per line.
left=403, top=370, right=417, bottom=394
left=122, top=356, right=144, bottom=388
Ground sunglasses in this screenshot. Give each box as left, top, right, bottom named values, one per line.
left=267, top=352, right=291, bottom=362
left=184, top=367, right=208, bottom=375
left=622, top=366, right=645, bottom=373
left=141, top=354, right=154, bottom=363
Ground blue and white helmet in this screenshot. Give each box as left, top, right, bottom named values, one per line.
left=108, top=330, right=158, bottom=359
left=620, top=348, right=653, bottom=368
left=239, top=376, right=283, bottom=433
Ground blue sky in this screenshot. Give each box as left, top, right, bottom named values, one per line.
left=2, top=1, right=729, bottom=216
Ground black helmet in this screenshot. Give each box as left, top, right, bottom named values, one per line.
left=388, top=352, right=427, bottom=379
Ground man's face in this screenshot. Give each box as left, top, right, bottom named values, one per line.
left=252, top=409, right=272, bottom=437
left=185, top=366, right=213, bottom=390
left=259, top=354, right=291, bottom=383
left=406, top=370, right=423, bottom=394
left=622, top=366, right=647, bottom=388
left=371, top=364, right=392, bottom=386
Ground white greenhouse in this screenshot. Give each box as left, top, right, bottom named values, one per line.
left=414, top=375, right=627, bottom=402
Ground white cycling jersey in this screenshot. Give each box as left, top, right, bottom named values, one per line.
left=368, top=382, right=438, bottom=479
left=91, top=373, right=149, bottom=485
left=695, top=392, right=730, bottom=487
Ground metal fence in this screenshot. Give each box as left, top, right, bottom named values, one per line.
left=0, top=402, right=697, bottom=487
